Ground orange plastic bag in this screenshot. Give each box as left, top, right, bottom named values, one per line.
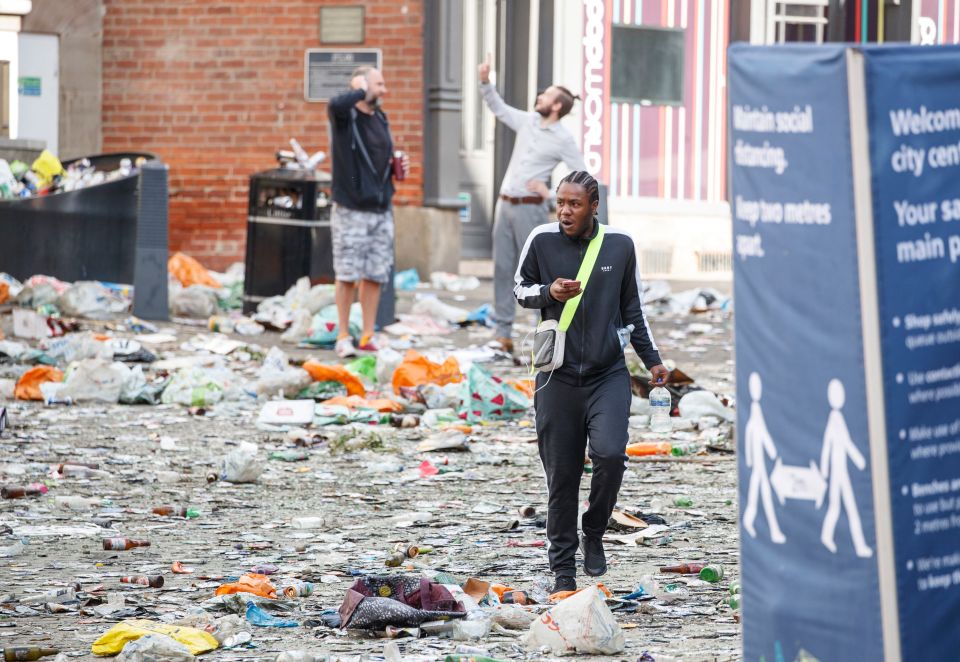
left=391, top=350, right=462, bottom=395
left=322, top=395, right=402, bottom=412
left=0, top=282, right=9, bottom=305
left=15, top=366, right=64, bottom=401
left=549, top=582, right=612, bottom=603
left=168, top=252, right=220, bottom=288
left=506, top=378, right=534, bottom=399
left=214, top=573, right=276, bottom=599
left=626, top=441, right=673, bottom=457
left=302, top=361, right=365, bottom=397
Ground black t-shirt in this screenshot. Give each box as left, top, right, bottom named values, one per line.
left=354, top=110, right=392, bottom=175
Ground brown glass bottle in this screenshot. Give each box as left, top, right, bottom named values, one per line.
left=102, top=538, right=151, bottom=551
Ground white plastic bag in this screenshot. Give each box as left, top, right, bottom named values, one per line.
left=524, top=585, right=625, bottom=655
left=171, top=285, right=218, bottom=318
left=678, top=390, right=734, bottom=422
left=280, top=308, right=313, bottom=344
left=59, top=359, right=130, bottom=403
left=411, top=296, right=469, bottom=324
left=252, top=347, right=311, bottom=398
left=220, top=442, right=261, bottom=483
left=420, top=382, right=462, bottom=409
left=160, top=368, right=226, bottom=407
left=375, top=347, right=403, bottom=386
left=42, top=332, right=111, bottom=364
left=116, top=634, right=195, bottom=662
left=58, top=281, right=128, bottom=319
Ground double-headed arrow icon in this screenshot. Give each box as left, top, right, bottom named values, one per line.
left=770, top=458, right=827, bottom=509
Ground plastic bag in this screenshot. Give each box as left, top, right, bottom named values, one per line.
left=31, top=149, right=65, bottom=186
left=411, top=296, right=469, bottom=324
left=58, top=281, right=128, bottom=319
left=116, top=634, right=195, bottom=662
left=220, top=442, right=262, bottom=483
left=459, top=363, right=530, bottom=423
left=322, top=395, right=402, bottom=413
left=524, top=585, right=624, bottom=655
left=215, top=573, right=277, bottom=599
left=119, top=366, right=167, bottom=405
left=91, top=619, right=219, bottom=656
left=346, top=355, right=377, bottom=382
left=302, top=361, right=365, bottom=397
left=420, top=382, right=462, bottom=409
left=678, top=390, right=734, bottom=422
left=394, top=268, right=420, bottom=291
left=15, top=365, right=63, bottom=401
left=245, top=601, right=297, bottom=627
left=376, top=348, right=403, bottom=386
left=391, top=350, right=461, bottom=395
left=161, top=368, right=225, bottom=407
left=280, top=308, right=313, bottom=344
left=170, top=285, right=219, bottom=318
left=41, top=332, right=111, bottom=365
left=305, top=304, right=361, bottom=347
left=168, top=252, right=221, bottom=288
left=429, top=271, right=480, bottom=292
left=59, top=359, right=129, bottom=403
left=253, top=368, right=311, bottom=399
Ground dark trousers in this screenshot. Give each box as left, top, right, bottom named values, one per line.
left=534, top=368, right=631, bottom=577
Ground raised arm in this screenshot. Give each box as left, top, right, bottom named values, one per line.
left=327, top=88, right=366, bottom=120
left=478, top=54, right=529, bottom=132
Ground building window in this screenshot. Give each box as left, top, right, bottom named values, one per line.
left=610, top=24, right=685, bottom=106
left=767, top=0, right=829, bottom=43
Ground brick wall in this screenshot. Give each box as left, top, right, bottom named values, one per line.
left=102, top=0, right=424, bottom=270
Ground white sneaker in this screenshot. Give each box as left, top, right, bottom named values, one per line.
left=335, top=337, right=356, bottom=358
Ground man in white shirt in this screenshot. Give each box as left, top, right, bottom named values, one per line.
left=478, top=56, right=588, bottom=354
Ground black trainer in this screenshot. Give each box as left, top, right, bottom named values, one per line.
left=552, top=575, right=577, bottom=593
left=580, top=534, right=607, bottom=576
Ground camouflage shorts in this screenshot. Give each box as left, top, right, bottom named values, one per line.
left=331, top=204, right=395, bottom=283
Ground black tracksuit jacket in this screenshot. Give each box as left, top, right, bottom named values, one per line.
left=514, top=219, right=662, bottom=383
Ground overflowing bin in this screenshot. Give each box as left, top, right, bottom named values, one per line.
left=242, top=167, right=394, bottom=327
left=0, top=152, right=157, bottom=283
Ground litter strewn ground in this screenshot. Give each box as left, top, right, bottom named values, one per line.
left=0, top=266, right=738, bottom=661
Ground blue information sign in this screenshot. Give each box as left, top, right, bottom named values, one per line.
left=730, top=44, right=882, bottom=661
left=864, top=46, right=960, bottom=660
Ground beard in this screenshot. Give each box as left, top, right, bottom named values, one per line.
left=535, top=105, right=550, bottom=118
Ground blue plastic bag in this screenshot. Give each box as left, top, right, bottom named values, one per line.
left=245, top=601, right=298, bottom=627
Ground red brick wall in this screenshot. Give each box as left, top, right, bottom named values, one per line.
left=102, top=0, right=424, bottom=270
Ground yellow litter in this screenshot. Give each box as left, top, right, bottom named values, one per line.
left=91, top=619, right=218, bottom=656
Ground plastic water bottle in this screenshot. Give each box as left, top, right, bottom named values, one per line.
left=649, top=386, right=672, bottom=433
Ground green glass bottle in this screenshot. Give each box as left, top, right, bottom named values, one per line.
left=699, top=564, right=724, bottom=583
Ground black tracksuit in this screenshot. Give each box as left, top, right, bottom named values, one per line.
left=515, top=219, right=662, bottom=577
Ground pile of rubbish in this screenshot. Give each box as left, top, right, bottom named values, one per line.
left=0, top=252, right=740, bottom=660
left=0, top=150, right=146, bottom=200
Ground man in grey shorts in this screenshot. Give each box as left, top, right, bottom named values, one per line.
left=327, top=67, right=409, bottom=358
left=478, top=55, right=588, bottom=354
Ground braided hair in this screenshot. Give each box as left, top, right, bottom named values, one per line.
left=557, top=170, right=600, bottom=206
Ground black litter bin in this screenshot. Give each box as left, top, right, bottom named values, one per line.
left=242, top=168, right=395, bottom=327
left=0, top=152, right=157, bottom=283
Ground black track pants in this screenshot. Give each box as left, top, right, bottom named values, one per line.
left=534, top=368, right=631, bottom=577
